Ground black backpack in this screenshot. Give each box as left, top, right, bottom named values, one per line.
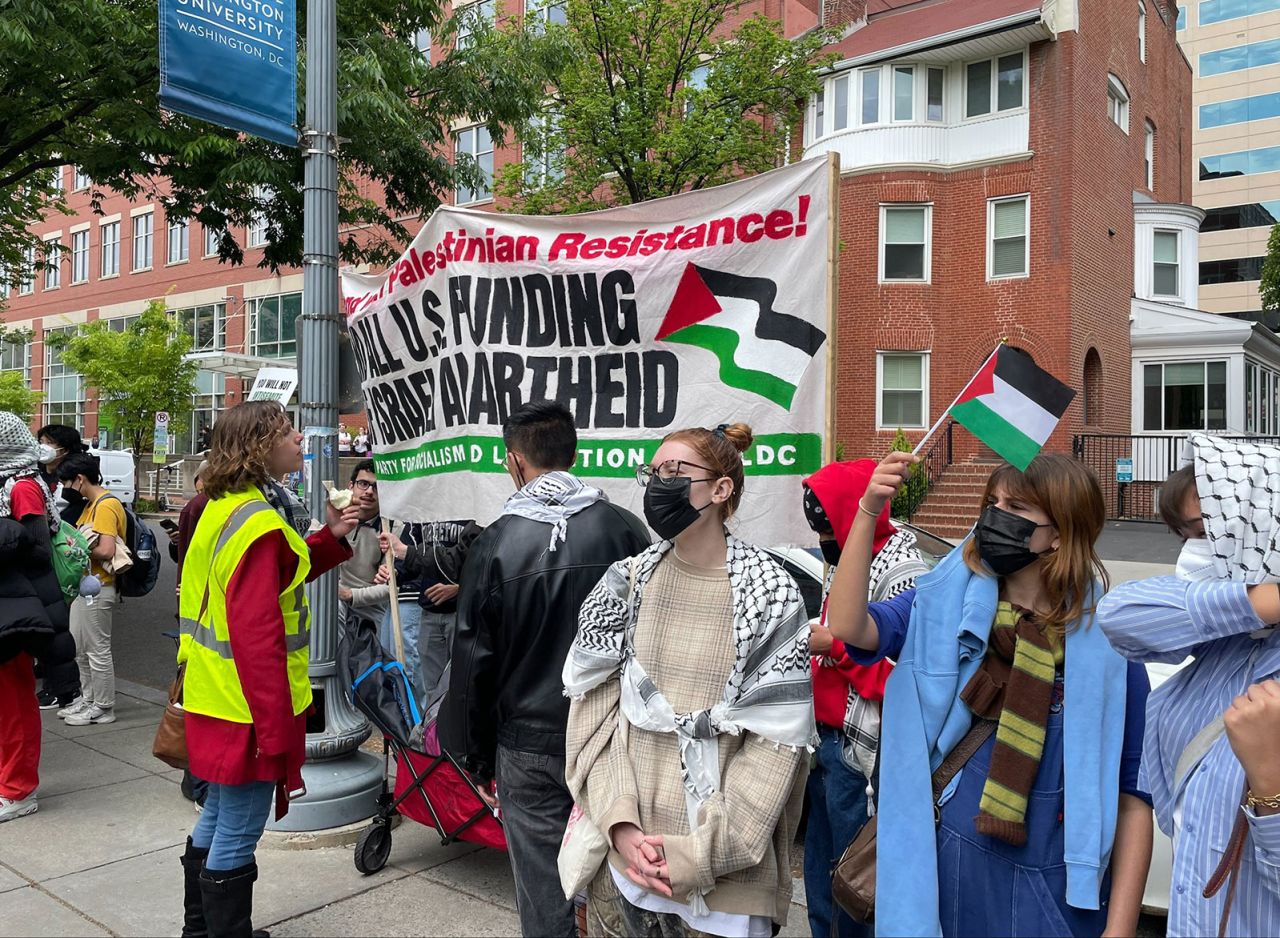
left=95, top=494, right=161, bottom=597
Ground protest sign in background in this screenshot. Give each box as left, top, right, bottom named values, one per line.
left=340, top=157, right=835, bottom=546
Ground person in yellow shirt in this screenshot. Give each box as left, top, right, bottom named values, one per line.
left=55, top=452, right=127, bottom=727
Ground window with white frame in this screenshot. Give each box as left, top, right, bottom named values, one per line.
left=70, top=230, right=89, bottom=284
left=860, top=68, right=880, bottom=125
left=43, top=238, right=61, bottom=290
left=880, top=205, right=931, bottom=282
left=100, top=221, right=120, bottom=277
left=456, top=0, right=495, bottom=48
left=1145, top=121, right=1155, bottom=190
left=204, top=225, right=221, bottom=257
left=168, top=218, right=189, bottom=263
left=132, top=212, right=154, bottom=271
left=893, top=66, right=915, bottom=122
left=525, top=113, right=564, bottom=187
left=18, top=246, right=35, bottom=295
left=927, top=67, right=945, bottom=122
left=966, top=52, right=1025, bottom=119
left=252, top=293, right=300, bottom=358
left=684, top=65, right=709, bottom=118
left=1108, top=74, right=1130, bottom=132
left=525, top=0, right=565, bottom=28
left=0, top=335, right=30, bottom=380
left=1138, top=2, right=1147, bottom=64
left=988, top=196, right=1029, bottom=279
left=49, top=166, right=63, bottom=193
left=72, top=167, right=90, bottom=191
left=177, top=302, right=225, bottom=352
left=104, top=315, right=140, bottom=333
left=1143, top=361, right=1227, bottom=432
left=249, top=186, right=272, bottom=247
left=1153, top=230, right=1180, bottom=296
left=455, top=124, right=494, bottom=204
left=43, top=326, right=83, bottom=431
left=413, top=27, right=430, bottom=59
left=177, top=370, right=226, bottom=455
left=878, top=353, right=928, bottom=429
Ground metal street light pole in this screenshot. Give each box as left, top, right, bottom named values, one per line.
left=267, top=0, right=382, bottom=832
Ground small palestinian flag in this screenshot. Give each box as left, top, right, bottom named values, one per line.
left=949, top=346, right=1075, bottom=471
left=656, top=263, right=826, bottom=409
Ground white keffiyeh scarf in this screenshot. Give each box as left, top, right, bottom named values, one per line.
left=1184, top=434, right=1280, bottom=583
left=502, top=470, right=603, bottom=551
left=0, top=411, right=58, bottom=529
left=564, top=536, right=817, bottom=913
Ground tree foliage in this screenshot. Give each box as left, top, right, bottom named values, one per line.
left=494, top=0, right=832, bottom=213
left=49, top=301, right=198, bottom=457
left=888, top=428, right=927, bottom=520
left=0, top=325, right=39, bottom=421
left=0, top=0, right=562, bottom=292
left=1262, top=224, right=1280, bottom=313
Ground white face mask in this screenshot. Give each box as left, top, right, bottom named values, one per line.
left=37, top=443, right=59, bottom=465
left=1176, top=538, right=1217, bottom=582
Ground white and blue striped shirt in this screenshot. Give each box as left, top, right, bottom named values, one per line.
left=1098, top=577, right=1280, bottom=938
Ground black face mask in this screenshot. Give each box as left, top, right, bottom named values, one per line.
left=973, top=505, right=1053, bottom=576
left=819, top=538, right=842, bottom=566
left=643, top=476, right=711, bottom=541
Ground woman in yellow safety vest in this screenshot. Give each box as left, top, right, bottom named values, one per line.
left=176, top=401, right=361, bottom=938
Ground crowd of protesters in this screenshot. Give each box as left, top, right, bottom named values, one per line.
left=0, top=399, right=1277, bottom=938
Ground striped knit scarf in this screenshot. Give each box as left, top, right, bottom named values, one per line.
left=959, top=601, right=1063, bottom=846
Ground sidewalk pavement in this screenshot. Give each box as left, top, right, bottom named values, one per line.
left=1, top=682, right=812, bottom=937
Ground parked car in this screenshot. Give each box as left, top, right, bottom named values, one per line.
left=767, top=520, right=1175, bottom=917
left=54, top=447, right=137, bottom=513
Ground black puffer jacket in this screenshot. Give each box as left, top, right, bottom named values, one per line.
left=0, top=507, right=74, bottom=668
left=439, top=499, right=650, bottom=780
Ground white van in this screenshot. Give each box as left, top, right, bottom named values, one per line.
left=92, top=448, right=136, bottom=508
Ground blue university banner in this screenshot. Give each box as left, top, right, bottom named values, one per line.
left=159, top=0, right=298, bottom=147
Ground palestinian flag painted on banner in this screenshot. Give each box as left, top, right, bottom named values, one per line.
left=949, top=346, right=1075, bottom=471
left=656, top=263, right=827, bottom=409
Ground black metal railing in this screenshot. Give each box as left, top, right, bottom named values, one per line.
left=894, top=420, right=954, bottom=521
left=1073, top=433, right=1280, bottom=520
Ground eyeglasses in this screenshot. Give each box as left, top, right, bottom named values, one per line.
left=635, top=459, right=718, bottom=488
left=352, top=479, right=377, bottom=492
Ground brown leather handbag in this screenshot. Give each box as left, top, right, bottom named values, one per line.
left=152, top=663, right=188, bottom=770
left=832, top=719, right=996, bottom=924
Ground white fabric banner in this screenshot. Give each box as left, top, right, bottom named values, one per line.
left=340, top=158, right=832, bottom=546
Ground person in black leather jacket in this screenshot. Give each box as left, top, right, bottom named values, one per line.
left=439, top=401, right=649, bottom=938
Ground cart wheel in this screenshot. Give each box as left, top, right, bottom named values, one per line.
left=354, top=821, right=392, bottom=875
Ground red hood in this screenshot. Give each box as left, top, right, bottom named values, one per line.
left=804, top=459, right=897, bottom=553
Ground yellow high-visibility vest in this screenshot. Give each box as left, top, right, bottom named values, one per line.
left=177, top=486, right=312, bottom=722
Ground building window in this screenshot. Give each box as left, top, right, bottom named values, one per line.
left=455, top=125, right=494, bottom=204
left=456, top=0, right=495, bottom=49
left=71, top=230, right=89, bottom=284
left=100, top=221, right=120, bottom=277
left=413, top=27, right=430, bottom=59
left=167, top=219, right=189, bottom=264
left=105, top=315, right=140, bottom=333
left=43, top=238, right=61, bottom=290
left=1083, top=349, right=1102, bottom=427
left=0, top=336, right=30, bottom=380
left=860, top=67, right=880, bottom=125
left=1138, top=2, right=1146, bottom=64
left=1201, top=92, right=1280, bottom=129
left=1201, top=201, right=1280, bottom=231
left=1144, top=362, right=1228, bottom=432
left=684, top=65, right=710, bottom=118
left=525, top=113, right=564, bottom=187
left=177, top=303, right=225, bottom=352
left=1201, top=37, right=1280, bottom=78
left=1108, top=75, right=1130, bottom=133
left=1201, top=144, right=1280, bottom=180
left=878, top=353, right=928, bottom=429
left=893, top=66, right=914, bottom=122
left=880, top=205, right=930, bottom=282
left=1201, top=0, right=1280, bottom=27
left=966, top=52, right=1024, bottom=119
left=927, top=67, right=945, bottom=122
left=988, top=196, right=1029, bottom=279
left=133, top=212, right=154, bottom=271
left=49, top=166, right=63, bottom=193
left=177, top=371, right=226, bottom=455
left=1145, top=121, right=1155, bottom=190
left=204, top=226, right=223, bottom=258
left=72, top=167, right=90, bottom=191
left=249, top=186, right=272, bottom=247
left=43, top=326, right=83, bottom=432
left=827, top=73, right=849, bottom=132
left=1153, top=230, right=1180, bottom=295
left=1177, top=6, right=1187, bottom=29
left=18, top=246, right=35, bottom=295
left=525, top=0, right=566, bottom=28
left=252, top=293, right=301, bottom=358
left=1200, top=256, right=1265, bottom=285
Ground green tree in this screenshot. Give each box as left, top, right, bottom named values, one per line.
left=0, top=325, right=39, bottom=420
left=0, top=0, right=561, bottom=294
left=49, top=301, right=198, bottom=459
left=1262, top=224, right=1280, bottom=313
left=494, top=0, right=831, bottom=212
left=888, top=428, right=926, bottom=520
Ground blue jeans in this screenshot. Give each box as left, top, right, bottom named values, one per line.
left=805, top=726, right=873, bottom=938
left=191, top=781, right=275, bottom=871
left=381, top=602, right=423, bottom=704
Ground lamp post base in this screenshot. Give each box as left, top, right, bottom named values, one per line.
left=264, top=749, right=383, bottom=833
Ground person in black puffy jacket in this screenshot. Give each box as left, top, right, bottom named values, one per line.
left=0, top=412, right=75, bottom=823
left=439, top=401, right=649, bottom=938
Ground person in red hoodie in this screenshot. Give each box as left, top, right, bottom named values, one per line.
left=801, top=459, right=929, bottom=938
left=177, top=402, right=360, bottom=938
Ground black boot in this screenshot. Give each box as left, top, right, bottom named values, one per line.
left=198, top=862, right=270, bottom=938
left=180, top=838, right=210, bottom=938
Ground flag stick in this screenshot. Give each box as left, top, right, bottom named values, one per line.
left=910, top=346, right=1001, bottom=457
left=380, top=516, right=406, bottom=666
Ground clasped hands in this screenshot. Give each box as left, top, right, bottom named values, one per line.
left=612, top=822, right=672, bottom=897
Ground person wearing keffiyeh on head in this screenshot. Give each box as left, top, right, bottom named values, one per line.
left=0, top=412, right=76, bottom=824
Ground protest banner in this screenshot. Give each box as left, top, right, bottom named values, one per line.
left=340, top=156, right=837, bottom=546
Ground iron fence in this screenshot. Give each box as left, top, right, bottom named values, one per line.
left=895, top=420, right=954, bottom=521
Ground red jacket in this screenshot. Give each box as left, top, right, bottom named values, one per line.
left=185, top=524, right=351, bottom=818
left=804, top=460, right=896, bottom=730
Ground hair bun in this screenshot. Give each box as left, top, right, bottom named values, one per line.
left=720, top=422, right=754, bottom=454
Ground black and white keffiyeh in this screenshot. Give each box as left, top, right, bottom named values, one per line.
left=0, top=411, right=58, bottom=529
left=1184, top=434, right=1280, bottom=583
left=503, top=470, right=603, bottom=551
left=564, top=536, right=817, bottom=911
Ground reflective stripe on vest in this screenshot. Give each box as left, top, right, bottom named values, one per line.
left=177, top=487, right=313, bottom=722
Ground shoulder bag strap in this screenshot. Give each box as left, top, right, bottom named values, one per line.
left=1174, top=714, right=1228, bottom=794
left=1203, top=784, right=1250, bottom=938
left=932, top=718, right=998, bottom=807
